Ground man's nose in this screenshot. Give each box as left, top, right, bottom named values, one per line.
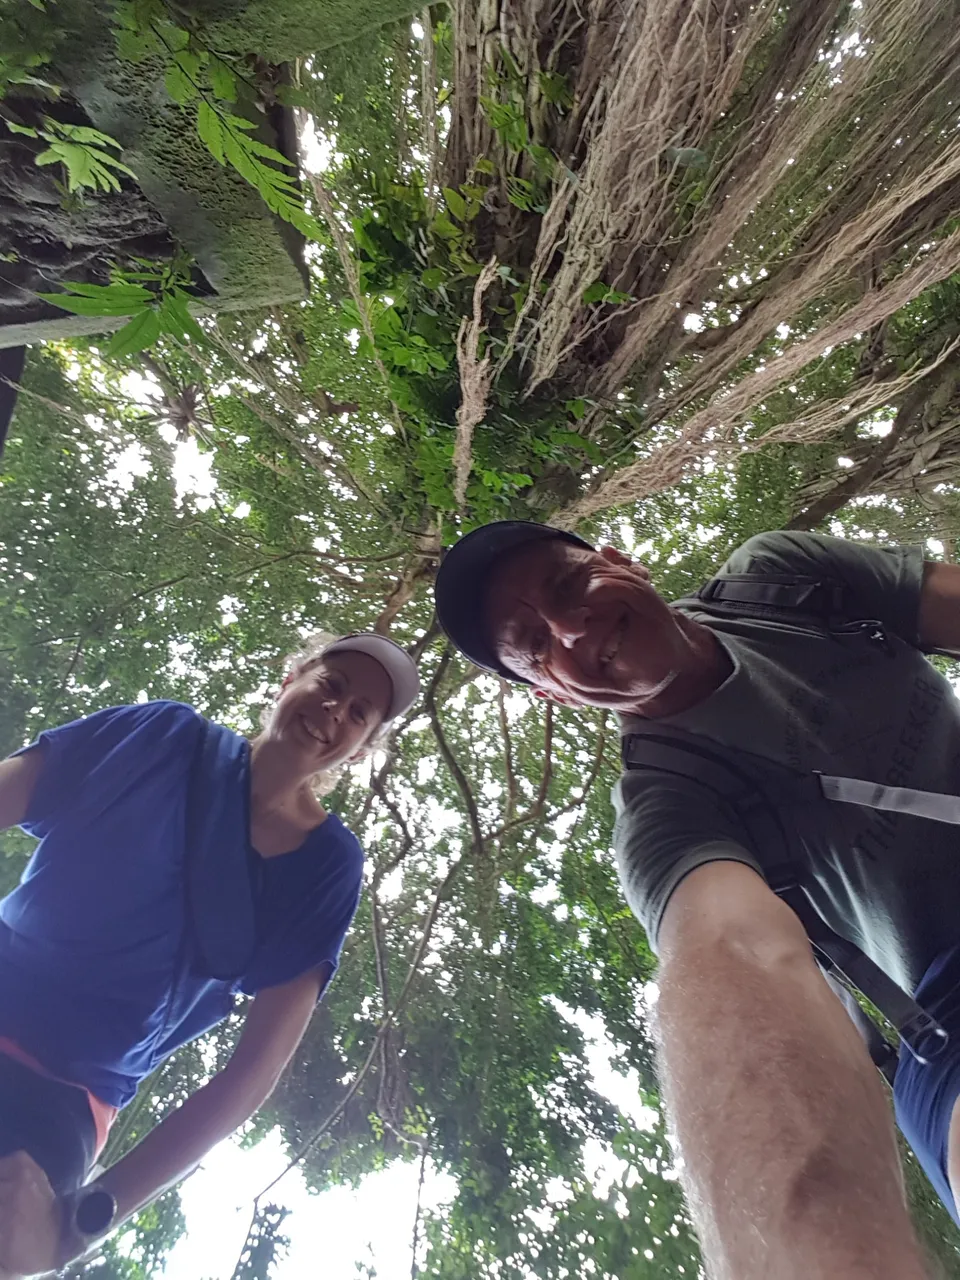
left=322, top=697, right=343, bottom=721
left=548, top=608, right=589, bottom=649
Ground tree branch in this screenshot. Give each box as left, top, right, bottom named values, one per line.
left=493, top=703, right=554, bottom=842
left=497, top=680, right=518, bottom=822
left=424, top=647, right=486, bottom=860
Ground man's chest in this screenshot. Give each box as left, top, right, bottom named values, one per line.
left=677, top=623, right=960, bottom=787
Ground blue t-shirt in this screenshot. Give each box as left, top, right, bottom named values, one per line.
left=0, top=701, right=364, bottom=1108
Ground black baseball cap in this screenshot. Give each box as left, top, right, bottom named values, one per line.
left=434, top=520, right=593, bottom=682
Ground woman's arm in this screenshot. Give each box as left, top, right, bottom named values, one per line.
left=83, top=965, right=327, bottom=1257
left=0, top=752, right=43, bottom=832
left=0, top=965, right=326, bottom=1276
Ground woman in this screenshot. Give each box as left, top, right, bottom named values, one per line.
left=0, top=631, right=419, bottom=1277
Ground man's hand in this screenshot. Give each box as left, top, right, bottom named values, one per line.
left=0, top=1151, right=63, bottom=1278
left=919, top=560, right=960, bottom=654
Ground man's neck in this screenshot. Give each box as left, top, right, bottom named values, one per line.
left=622, top=620, right=731, bottom=721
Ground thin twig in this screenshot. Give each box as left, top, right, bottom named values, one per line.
left=420, top=6, right=439, bottom=211
left=493, top=703, right=554, bottom=841
left=424, top=647, right=486, bottom=859
left=410, top=1142, right=429, bottom=1279
left=497, top=680, right=518, bottom=822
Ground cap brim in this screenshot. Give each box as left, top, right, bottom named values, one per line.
left=433, top=521, right=592, bottom=682
left=323, top=634, right=421, bottom=721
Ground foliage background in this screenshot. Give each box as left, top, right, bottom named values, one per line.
left=4, top=0, right=960, bottom=1276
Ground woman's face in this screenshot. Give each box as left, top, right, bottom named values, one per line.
left=269, top=650, right=392, bottom=773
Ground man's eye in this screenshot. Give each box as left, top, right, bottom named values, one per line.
left=352, top=705, right=368, bottom=724
left=555, top=570, right=581, bottom=603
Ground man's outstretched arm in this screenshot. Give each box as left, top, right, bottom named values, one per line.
left=656, top=860, right=927, bottom=1280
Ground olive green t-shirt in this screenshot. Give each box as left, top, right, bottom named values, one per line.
left=613, top=530, right=960, bottom=994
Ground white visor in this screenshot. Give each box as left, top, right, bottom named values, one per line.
left=321, top=633, right=420, bottom=722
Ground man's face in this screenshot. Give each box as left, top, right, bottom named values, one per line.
left=485, top=538, right=688, bottom=711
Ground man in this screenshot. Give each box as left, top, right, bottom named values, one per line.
left=434, top=521, right=960, bottom=1280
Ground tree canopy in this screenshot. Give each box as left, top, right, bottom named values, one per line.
left=4, top=1, right=960, bottom=1276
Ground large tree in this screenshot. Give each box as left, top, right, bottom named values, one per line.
left=4, top=1, right=960, bottom=1276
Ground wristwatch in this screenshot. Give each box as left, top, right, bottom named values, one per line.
left=62, top=1181, right=118, bottom=1240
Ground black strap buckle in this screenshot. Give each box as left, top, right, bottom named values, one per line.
left=899, top=1010, right=949, bottom=1065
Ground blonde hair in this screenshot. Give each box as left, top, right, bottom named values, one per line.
left=261, top=631, right=390, bottom=797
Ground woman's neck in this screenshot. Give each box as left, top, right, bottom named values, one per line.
left=248, top=735, right=326, bottom=829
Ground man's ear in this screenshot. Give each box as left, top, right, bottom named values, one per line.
left=598, top=544, right=650, bottom=580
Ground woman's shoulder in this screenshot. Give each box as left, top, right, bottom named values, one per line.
left=26, top=699, right=204, bottom=766
left=306, top=812, right=365, bottom=870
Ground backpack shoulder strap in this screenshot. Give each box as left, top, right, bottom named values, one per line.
left=674, top=570, right=860, bottom=629
left=621, top=727, right=947, bottom=1065
left=185, top=718, right=259, bottom=982
left=674, top=568, right=899, bottom=657
left=699, top=573, right=849, bottom=615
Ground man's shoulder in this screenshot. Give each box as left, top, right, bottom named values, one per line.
left=718, top=530, right=849, bottom=580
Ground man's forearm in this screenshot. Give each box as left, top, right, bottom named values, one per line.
left=657, top=938, right=927, bottom=1280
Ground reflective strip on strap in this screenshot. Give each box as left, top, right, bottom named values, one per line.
left=819, top=775, right=960, bottom=825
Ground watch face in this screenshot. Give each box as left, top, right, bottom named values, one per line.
left=75, top=1187, right=116, bottom=1237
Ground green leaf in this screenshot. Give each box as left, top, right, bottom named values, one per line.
left=421, top=268, right=447, bottom=289
left=33, top=125, right=136, bottom=194
left=209, top=59, right=237, bottom=102
left=45, top=122, right=123, bottom=149
left=196, top=100, right=225, bottom=163
left=432, top=215, right=460, bottom=240
left=538, top=70, right=573, bottom=109
left=46, top=280, right=152, bottom=304
left=174, top=49, right=203, bottom=82
left=158, top=291, right=206, bottom=345
left=505, top=176, right=537, bottom=211
left=664, top=145, right=709, bottom=170
left=104, top=307, right=162, bottom=358
left=37, top=288, right=151, bottom=317
left=5, top=121, right=38, bottom=137
left=162, top=21, right=191, bottom=53
left=223, top=113, right=257, bottom=132
left=473, top=156, right=496, bottom=175
left=443, top=186, right=467, bottom=221
left=115, top=24, right=159, bottom=61
left=164, top=62, right=196, bottom=105
left=193, top=103, right=321, bottom=240
left=526, top=144, right=556, bottom=176
left=234, top=133, right=294, bottom=167
left=582, top=281, right=633, bottom=305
